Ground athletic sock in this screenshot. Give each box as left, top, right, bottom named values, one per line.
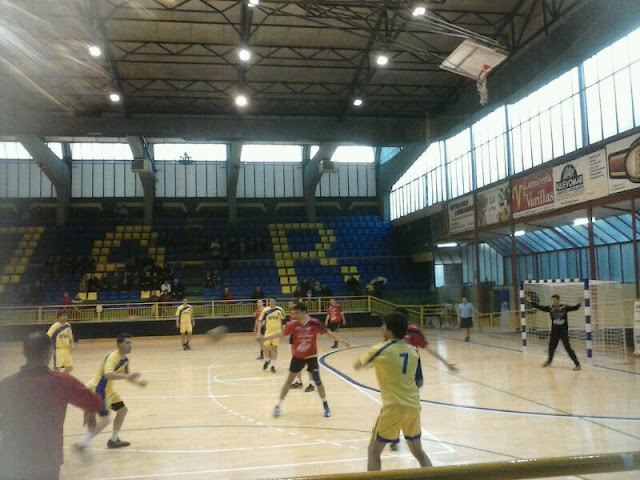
left=110, top=431, right=119, bottom=442
left=322, top=400, right=329, bottom=409
left=276, top=400, right=282, bottom=407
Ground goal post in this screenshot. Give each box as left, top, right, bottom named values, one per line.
left=520, top=279, right=626, bottom=365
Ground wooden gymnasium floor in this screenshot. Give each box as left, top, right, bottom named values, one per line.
left=1, top=327, right=639, bottom=480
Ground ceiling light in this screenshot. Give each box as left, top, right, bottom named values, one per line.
left=376, top=54, right=389, bottom=66
left=412, top=6, right=426, bottom=16
left=573, top=217, right=594, bottom=226
left=109, top=93, right=121, bottom=102
left=436, top=242, right=458, bottom=248
left=238, top=48, right=251, bottom=62
left=248, top=0, right=259, bottom=7
left=353, top=98, right=363, bottom=107
left=513, top=230, right=526, bottom=237
left=235, top=95, right=248, bottom=107
left=88, top=45, right=102, bottom=57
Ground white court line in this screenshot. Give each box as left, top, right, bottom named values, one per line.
left=87, top=453, right=421, bottom=480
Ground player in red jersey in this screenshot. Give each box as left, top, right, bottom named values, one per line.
left=253, top=299, right=265, bottom=360
left=258, top=302, right=350, bottom=418
left=325, top=298, right=347, bottom=349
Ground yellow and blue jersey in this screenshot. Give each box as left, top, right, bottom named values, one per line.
left=176, top=304, right=194, bottom=324
left=47, top=321, right=73, bottom=350
left=360, top=339, right=423, bottom=408
left=88, top=350, right=129, bottom=409
left=259, top=306, right=285, bottom=335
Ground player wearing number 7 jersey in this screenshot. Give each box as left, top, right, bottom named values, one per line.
left=354, top=311, right=432, bottom=471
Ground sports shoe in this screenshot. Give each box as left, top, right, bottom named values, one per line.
left=290, top=381, right=303, bottom=389
left=107, top=438, right=131, bottom=449
left=270, top=366, right=276, bottom=373
left=390, top=442, right=399, bottom=451
left=304, top=384, right=315, bottom=392
left=542, top=361, right=552, bottom=367
left=331, top=342, right=338, bottom=348
left=273, top=405, right=281, bottom=418
left=185, top=344, right=191, bottom=350
left=72, top=442, right=87, bottom=452
left=573, top=364, right=581, bottom=371
left=183, top=345, right=188, bottom=350
left=464, top=337, right=470, bottom=342
left=323, top=407, right=331, bottom=418
left=256, top=355, right=264, bottom=360
left=263, top=361, right=269, bottom=370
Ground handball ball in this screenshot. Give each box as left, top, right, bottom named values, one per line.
left=206, top=325, right=229, bottom=343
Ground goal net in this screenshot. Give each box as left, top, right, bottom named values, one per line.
left=521, top=279, right=626, bottom=366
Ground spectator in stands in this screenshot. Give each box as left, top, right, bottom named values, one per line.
left=32, top=281, right=45, bottom=305
left=222, top=287, right=234, bottom=302
left=369, top=276, right=388, bottom=299
left=319, top=284, right=333, bottom=298
left=59, top=292, right=72, bottom=308
left=161, top=279, right=171, bottom=295
left=171, top=278, right=185, bottom=301
left=345, top=274, right=362, bottom=296
left=21, top=285, right=33, bottom=305
left=203, top=272, right=214, bottom=289
left=252, top=286, right=266, bottom=300
left=159, top=290, right=172, bottom=303
left=212, top=270, right=221, bottom=288
left=87, top=274, right=98, bottom=292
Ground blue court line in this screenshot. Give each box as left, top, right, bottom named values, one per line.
left=319, top=347, right=640, bottom=423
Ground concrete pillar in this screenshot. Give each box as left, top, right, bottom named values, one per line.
left=16, top=134, right=70, bottom=226
left=227, top=142, right=242, bottom=225
left=127, top=136, right=155, bottom=225
left=303, top=142, right=338, bottom=222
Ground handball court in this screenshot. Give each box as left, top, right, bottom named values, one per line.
left=1, top=328, right=639, bottom=480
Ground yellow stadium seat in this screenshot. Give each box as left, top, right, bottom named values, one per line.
left=0, top=285, right=4, bottom=294
left=329, top=258, right=337, bottom=266
left=10, top=275, right=20, bottom=283
left=32, top=233, right=41, bottom=241
left=157, top=247, right=165, bottom=254
left=290, top=252, right=299, bottom=259
left=150, top=232, right=158, bottom=239
left=148, top=247, right=157, bottom=255
left=278, top=268, right=287, bottom=276
left=274, top=252, right=283, bottom=259
left=274, top=245, right=282, bottom=252
left=23, top=233, right=32, bottom=240
left=156, top=255, right=164, bottom=264
left=329, top=235, right=336, bottom=242
left=125, top=226, right=134, bottom=232
left=9, top=258, right=18, bottom=265
left=282, top=286, right=291, bottom=295
left=349, top=266, right=358, bottom=273
left=0, top=275, right=9, bottom=284
left=36, top=226, right=44, bottom=233
left=99, top=255, right=107, bottom=263
left=100, top=248, right=109, bottom=255
left=87, top=292, right=98, bottom=301
left=123, top=233, right=132, bottom=240
left=315, top=243, right=323, bottom=250
left=320, top=258, right=329, bottom=266
left=114, top=232, right=123, bottom=239
left=116, top=226, right=125, bottom=232
left=341, top=266, right=349, bottom=274
left=142, top=226, right=151, bottom=232
left=132, top=232, right=141, bottom=240
left=103, top=240, right=112, bottom=247
left=284, top=259, right=294, bottom=267
left=116, top=263, right=125, bottom=270
left=24, top=248, right=33, bottom=256
left=284, top=267, right=294, bottom=275
left=288, top=276, right=298, bottom=284
left=140, top=290, right=151, bottom=300
left=106, top=232, right=114, bottom=239
left=134, top=225, right=143, bottom=232
left=106, top=264, right=115, bottom=272
left=94, top=273, right=103, bottom=279
left=14, top=265, right=26, bottom=274
left=323, top=243, right=331, bottom=250
left=268, top=224, right=277, bottom=230
left=140, top=239, right=148, bottom=247
left=153, top=290, right=161, bottom=297
left=95, top=240, right=103, bottom=247
left=4, top=266, right=14, bottom=274
left=281, top=244, right=289, bottom=252
left=19, top=257, right=28, bottom=265
left=28, top=241, right=37, bottom=248
left=15, top=248, right=24, bottom=256
left=141, top=232, right=149, bottom=239
left=276, top=260, right=285, bottom=268
left=326, top=229, right=334, bottom=236
left=76, top=292, right=87, bottom=301
left=309, top=251, right=317, bottom=258
left=112, top=240, right=121, bottom=247
left=283, top=252, right=292, bottom=259
left=318, top=251, right=326, bottom=258
left=280, top=277, right=289, bottom=285
left=319, top=229, right=326, bottom=236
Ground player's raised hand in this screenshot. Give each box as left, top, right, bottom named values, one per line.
left=136, top=378, right=148, bottom=387
left=127, top=372, right=141, bottom=382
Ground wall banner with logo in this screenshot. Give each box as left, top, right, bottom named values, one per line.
left=512, top=168, right=555, bottom=219
left=553, top=149, right=609, bottom=208
left=605, top=133, right=640, bottom=194
left=447, top=194, right=475, bottom=234
left=477, top=182, right=511, bottom=226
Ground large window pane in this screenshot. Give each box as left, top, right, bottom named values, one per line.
left=241, top=144, right=302, bottom=163
left=331, top=145, right=375, bottom=163
left=154, top=143, right=226, bottom=161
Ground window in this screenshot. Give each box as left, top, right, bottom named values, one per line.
left=584, top=25, right=640, bottom=143
left=47, top=143, right=63, bottom=159
left=379, top=146, right=401, bottom=164
left=472, top=106, right=508, bottom=188
left=331, top=145, right=375, bottom=163
left=70, top=143, right=133, bottom=160
left=153, top=143, right=226, bottom=161
left=445, top=128, right=472, bottom=198
left=0, top=142, right=32, bottom=159
left=241, top=144, right=302, bottom=162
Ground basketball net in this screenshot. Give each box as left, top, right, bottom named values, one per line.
left=476, top=65, right=489, bottom=106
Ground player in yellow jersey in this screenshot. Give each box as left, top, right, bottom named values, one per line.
left=258, top=298, right=285, bottom=373
left=354, top=311, right=455, bottom=471
left=176, top=298, right=195, bottom=350
left=46, top=311, right=74, bottom=373
left=74, top=333, right=147, bottom=450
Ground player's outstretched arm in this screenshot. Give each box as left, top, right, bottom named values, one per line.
left=425, top=346, right=458, bottom=373
left=326, top=330, right=350, bottom=347
left=353, top=359, right=364, bottom=370
left=126, top=372, right=148, bottom=387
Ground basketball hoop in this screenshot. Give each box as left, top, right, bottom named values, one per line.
left=476, top=64, right=489, bottom=106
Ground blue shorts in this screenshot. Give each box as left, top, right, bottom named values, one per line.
left=460, top=317, right=473, bottom=328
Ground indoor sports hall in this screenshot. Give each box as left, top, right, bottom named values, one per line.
left=0, top=1, right=639, bottom=480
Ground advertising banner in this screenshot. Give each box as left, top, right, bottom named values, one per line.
left=512, top=168, right=554, bottom=218
left=448, top=194, right=475, bottom=234
left=606, top=133, right=640, bottom=194
left=553, top=149, right=608, bottom=208
left=477, top=182, right=511, bottom=226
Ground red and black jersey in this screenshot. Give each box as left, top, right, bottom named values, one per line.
left=283, top=317, right=327, bottom=359
left=404, top=324, right=427, bottom=349
left=326, top=305, right=343, bottom=324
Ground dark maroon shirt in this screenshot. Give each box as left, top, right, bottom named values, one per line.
left=0, top=364, right=101, bottom=477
